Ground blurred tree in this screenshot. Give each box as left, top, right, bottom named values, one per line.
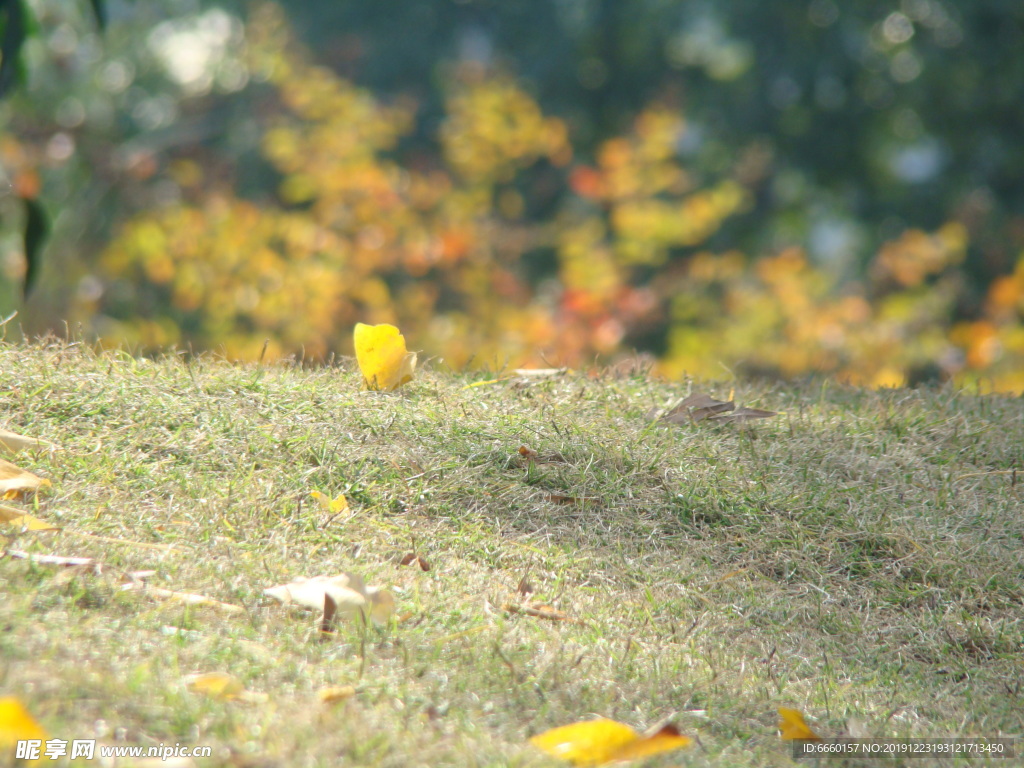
left=1, top=0, right=1022, bottom=389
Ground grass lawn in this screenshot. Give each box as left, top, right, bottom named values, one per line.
left=1, top=340, right=1022, bottom=767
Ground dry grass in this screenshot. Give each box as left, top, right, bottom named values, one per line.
left=1, top=339, right=1022, bottom=767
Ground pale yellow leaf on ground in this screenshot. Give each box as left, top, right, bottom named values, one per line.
left=0, top=696, right=48, bottom=749
left=0, top=428, right=55, bottom=455
left=529, top=717, right=688, bottom=765
left=0, top=504, right=58, bottom=531
left=184, top=672, right=244, bottom=701
left=778, top=707, right=823, bottom=741
left=353, top=323, right=417, bottom=391
left=0, top=459, right=50, bottom=498
left=318, top=686, right=356, bottom=704
left=310, top=490, right=349, bottom=513
left=264, top=573, right=395, bottom=624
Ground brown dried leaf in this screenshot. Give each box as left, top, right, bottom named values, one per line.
left=662, top=393, right=735, bottom=423
left=516, top=574, right=534, bottom=597
left=710, top=406, right=777, bottom=422
left=503, top=602, right=577, bottom=623
left=399, top=552, right=431, bottom=571
left=546, top=493, right=600, bottom=506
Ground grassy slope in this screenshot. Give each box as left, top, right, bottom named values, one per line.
left=1, top=340, right=1022, bottom=767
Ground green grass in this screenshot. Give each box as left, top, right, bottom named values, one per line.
left=1, top=339, right=1022, bottom=767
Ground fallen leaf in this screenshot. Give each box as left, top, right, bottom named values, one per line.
left=503, top=602, right=580, bottom=623
left=530, top=717, right=691, bottom=766
left=311, top=490, right=349, bottom=514
left=710, top=406, right=777, bottom=422
left=516, top=574, right=534, bottom=596
left=264, top=573, right=395, bottom=625
left=121, top=583, right=244, bottom=614
left=0, top=428, right=55, bottom=455
left=661, top=393, right=735, bottom=423
left=0, top=459, right=50, bottom=498
left=61, top=530, right=175, bottom=551
left=602, top=724, right=693, bottom=762
left=3, top=550, right=95, bottom=569
left=353, top=323, right=417, bottom=391
left=184, top=672, right=245, bottom=701
left=519, top=445, right=568, bottom=464
left=778, top=708, right=822, bottom=741
left=0, top=697, right=48, bottom=756
left=0, top=504, right=58, bottom=531
left=399, top=552, right=430, bottom=571
left=318, top=686, right=356, bottom=704
left=652, top=393, right=778, bottom=425
left=546, top=494, right=599, bottom=506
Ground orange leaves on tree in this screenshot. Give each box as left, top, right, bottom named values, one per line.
left=530, top=718, right=692, bottom=766
left=83, top=2, right=1024, bottom=393
left=353, top=323, right=417, bottom=391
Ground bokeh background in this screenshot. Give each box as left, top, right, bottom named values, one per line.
left=2, top=0, right=1023, bottom=390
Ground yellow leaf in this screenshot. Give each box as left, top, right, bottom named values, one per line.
left=318, top=686, right=356, bottom=704
left=311, top=490, right=349, bottom=513
left=0, top=459, right=50, bottom=498
left=0, top=428, right=55, bottom=456
left=606, top=724, right=693, bottom=761
left=0, top=696, right=48, bottom=751
left=530, top=718, right=691, bottom=766
left=184, top=672, right=245, bottom=701
left=0, top=504, right=59, bottom=531
left=353, top=323, right=417, bottom=391
left=778, top=708, right=822, bottom=741
left=531, top=718, right=638, bottom=766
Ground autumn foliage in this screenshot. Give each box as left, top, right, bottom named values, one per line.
left=83, top=4, right=1024, bottom=392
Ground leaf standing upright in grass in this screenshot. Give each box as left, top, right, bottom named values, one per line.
left=353, top=323, right=417, bottom=391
